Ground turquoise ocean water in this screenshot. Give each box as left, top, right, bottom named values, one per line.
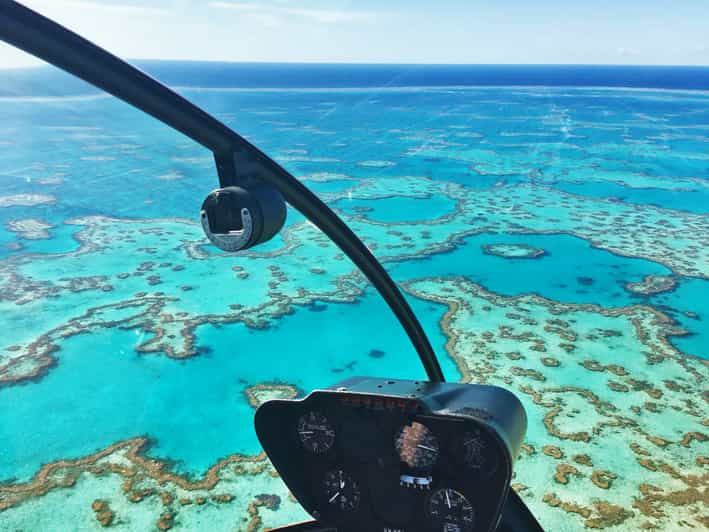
left=0, top=64, right=707, bottom=529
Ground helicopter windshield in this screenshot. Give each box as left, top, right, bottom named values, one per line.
left=1, top=27, right=709, bottom=532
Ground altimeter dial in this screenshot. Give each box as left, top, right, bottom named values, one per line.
left=428, top=489, right=476, bottom=532
left=297, top=411, right=335, bottom=454
left=395, top=421, right=439, bottom=469
left=323, top=469, right=360, bottom=512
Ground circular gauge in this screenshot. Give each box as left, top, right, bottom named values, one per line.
left=428, top=489, right=476, bottom=532
left=395, top=421, right=439, bottom=469
left=323, top=469, right=360, bottom=512
left=462, top=428, right=498, bottom=476
left=297, top=411, right=335, bottom=454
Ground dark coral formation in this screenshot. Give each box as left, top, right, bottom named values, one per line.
left=591, top=470, right=617, bottom=490
left=156, top=512, right=174, bottom=530
left=542, top=445, right=564, bottom=459
left=553, top=464, right=580, bottom=485
left=91, top=499, right=115, bottom=527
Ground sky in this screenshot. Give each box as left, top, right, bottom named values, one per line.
left=1, top=0, right=709, bottom=68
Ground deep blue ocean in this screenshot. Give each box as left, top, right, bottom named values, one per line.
left=3, top=63, right=709, bottom=95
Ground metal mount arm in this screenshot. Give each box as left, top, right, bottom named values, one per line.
left=0, top=0, right=444, bottom=382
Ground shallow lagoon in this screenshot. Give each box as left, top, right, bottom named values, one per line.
left=334, top=194, right=458, bottom=223
left=0, top=291, right=457, bottom=483
left=391, top=232, right=708, bottom=359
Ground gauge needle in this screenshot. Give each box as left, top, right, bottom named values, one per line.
left=299, top=431, right=314, bottom=435
left=446, top=490, right=451, bottom=509
left=329, top=492, right=340, bottom=504
left=418, top=444, right=437, bottom=452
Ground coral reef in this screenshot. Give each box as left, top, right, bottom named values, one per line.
left=625, top=275, right=679, bottom=296
left=405, top=277, right=708, bottom=530
left=5, top=218, right=54, bottom=240
left=481, top=243, right=547, bottom=259
left=244, top=383, right=299, bottom=409
left=0, top=194, right=55, bottom=208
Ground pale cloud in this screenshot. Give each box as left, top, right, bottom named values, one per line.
left=208, top=1, right=376, bottom=24
left=25, top=0, right=168, bottom=16
left=616, top=47, right=640, bottom=57
left=207, top=2, right=285, bottom=27
left=208, top=1, right=262, bottom=12
left=284, top=7, right=374, bottom=23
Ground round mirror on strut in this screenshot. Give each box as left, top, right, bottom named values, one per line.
left=200, top=184, right=287, bottom=252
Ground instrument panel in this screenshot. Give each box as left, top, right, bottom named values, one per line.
left=256, top=377, right=526, bottom=532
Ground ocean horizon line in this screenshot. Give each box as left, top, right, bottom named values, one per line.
left=2, top=85, right=709, bottom=102
left=4, top=60, right=709, bottom=70
left=3, top=62, right=709, bottom=92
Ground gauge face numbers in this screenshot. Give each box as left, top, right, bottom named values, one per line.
left=395, top=421, right=439, bottom=469
left=297, top=411, right=335, bottom=454
left=428, top=489, right=476, bottom=532
left=462, top=428, right=498, bottom=476
left=323, top=470, right=360, bottom=512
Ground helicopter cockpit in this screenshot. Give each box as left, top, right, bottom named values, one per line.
left=257, top=377, right=527, bottom=532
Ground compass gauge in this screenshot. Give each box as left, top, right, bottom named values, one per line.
left=297, top=411, right=335, bottom=454
left=323, top=469, right=360, bottom=512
